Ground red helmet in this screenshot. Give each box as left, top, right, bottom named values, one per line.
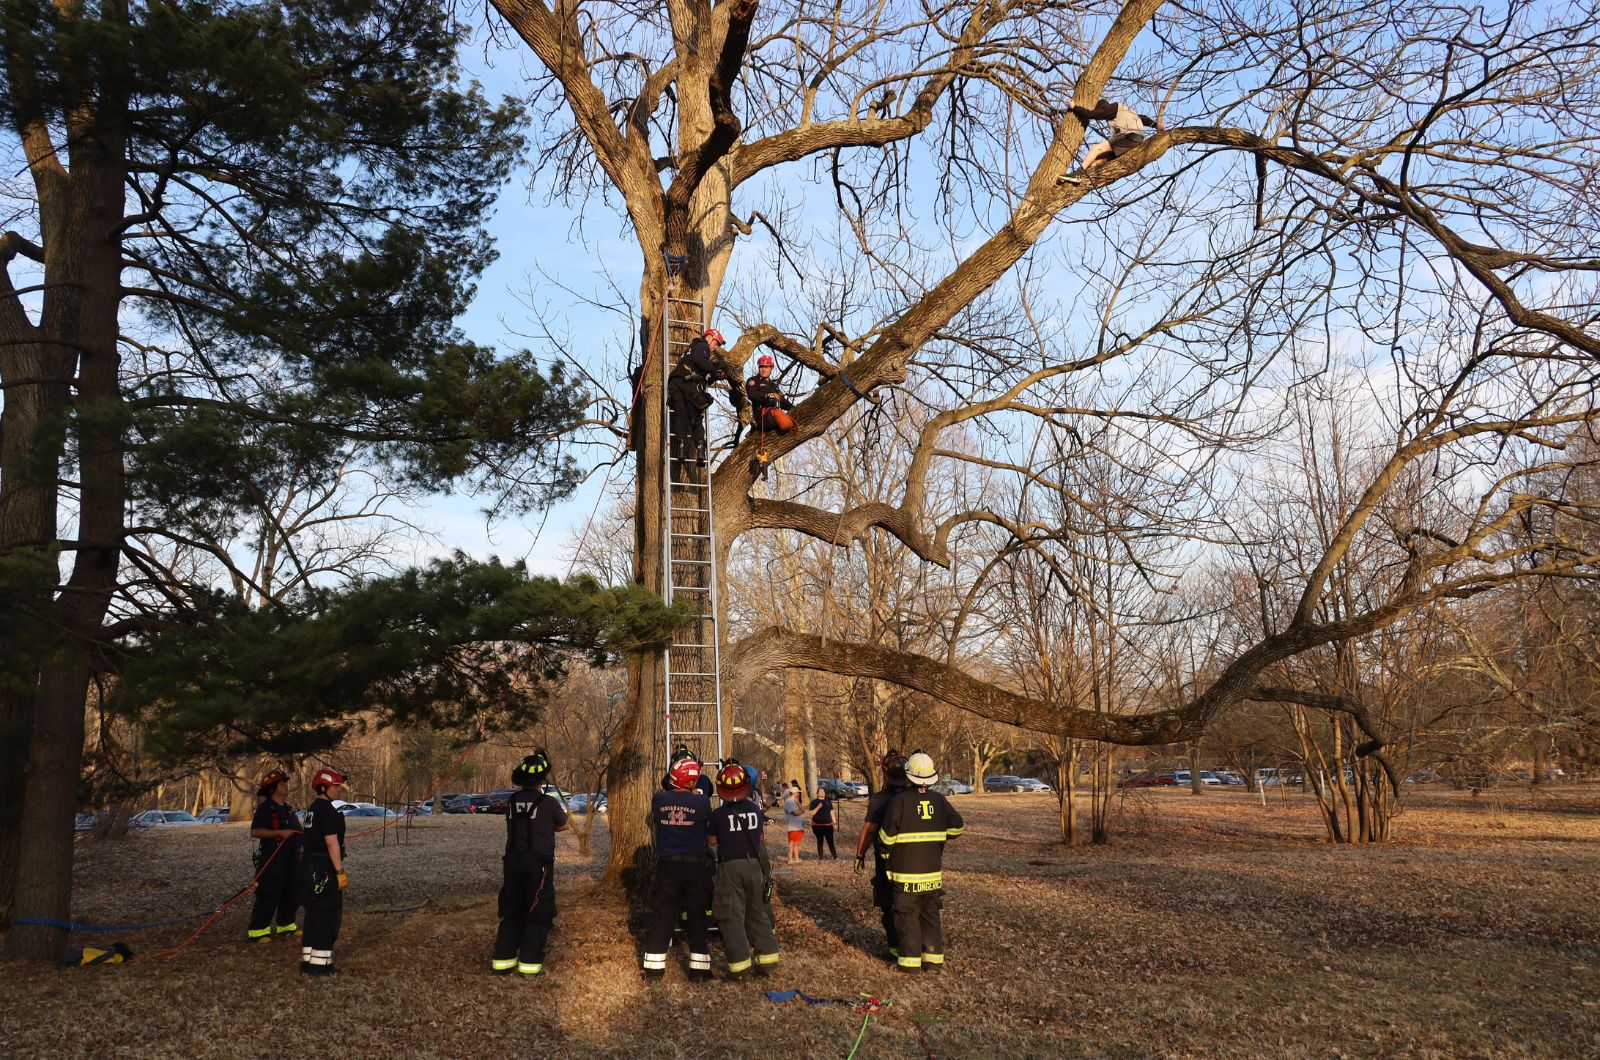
left=703, top=328, right=725, bottom=346
left=715, top=764, right=751, bottom=799
left=257, top=769, right=289, bottom=797
left=311, top=767, right=346, bottom=792
left=756, top=353, right=775, bottom=369
left=667, top=757, right=702, bottom=791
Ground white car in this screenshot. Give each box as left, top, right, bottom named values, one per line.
left=130, top=810, right=201, bottom=827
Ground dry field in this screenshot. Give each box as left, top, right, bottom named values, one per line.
left=3, top=787, right=1598, bottom=1059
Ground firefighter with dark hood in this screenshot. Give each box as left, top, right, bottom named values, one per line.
left=642, top=756, right=714, bottom=981
left=708, top=763, right=780, bottom=979
left=300, top=766, right=348, bottom=976
left=667, top=327, right=745, bottom=465
left=854, top=750, right=912, bottom=959
left=492, top=750, right=570, bottom=976
left=878, top=751, right=964, bottom=973
left=246, top=768, right=302, bottom=942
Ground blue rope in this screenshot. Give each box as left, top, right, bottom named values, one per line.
left=10, top=913, right=208, bottom=933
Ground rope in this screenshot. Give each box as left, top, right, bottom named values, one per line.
left=131, top=836, right=292, bottom=963
left=8, top=914, right=204, bottom=933
left=845, top=1011, right=872, bottom=1060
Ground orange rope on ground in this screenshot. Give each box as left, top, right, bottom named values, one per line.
left=131, top=838, right=291, bottom=963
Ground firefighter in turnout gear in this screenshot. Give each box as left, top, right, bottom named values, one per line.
left=878, top=751, right=964, bottom=973
left=300, top=767, right=348, bottom=976
left=492, top=751, right=570, bottom=976
left=854, top=750, right=912, bottom=959
left=708, top=764, right=780, bottom=980
left=643, top=756, right=714, bottom=981
left=667, top=327, right=745, bottom=465
left=246, top=769, right=302, bottom=942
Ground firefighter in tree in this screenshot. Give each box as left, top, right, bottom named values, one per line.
left=642, top=756, right=714, bottom=981
left=743, top=354, right=795, bottom=434
left=299, top=767, right=348, bottom=976
left=492, top=751, right=570, bottom=976
left=878, top=751, right=964, bottom=973
left=246, top=769, right=302, bottom=942
left=708, top=763, right=780, bottom=980
left=667, top=327, right=745, bottom=465
left=854, top=750, right=912, bottom=959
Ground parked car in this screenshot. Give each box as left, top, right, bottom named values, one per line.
left=197, top=810, right=229, bottom=824
left=401, top=800, right=433, bottom=816
left=485, top=788, right=519, bottom=814
left=130, top=810, right=201, bottom=828
left=930, top=778, right=973, bottom=796
left=568, top=792, right=608, bottom=814
left=338, top=802, right=400, bottom=819
left=818, top=778, right=862, bottom=800
left=1014, top=778, right=1053, bottom=793
left=983, top=775, right=1027, bottom=792
left=199, top=806, right=229, bottom=819
left=1212, top=771, right=1246, bottom=786
left=442, top=794, right=477, bottom=813
left=74, top=812, right=101, bottom=832
left=843, top=779, right=869, bottom=797
left=544, top=786, right=575, bottom=801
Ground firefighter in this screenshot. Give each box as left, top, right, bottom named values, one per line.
left=667, top=327, right=745, bottom=465
left=299, top=766, right=348, bottom=976
left=708, top=763, right=780, bottom=980
left=246, top=769, right=302, bottom=942
left=853, top=750, right=912, bottom=959
left=642, top=756, right=714, bottom=982
left=492, top=751, right=570, bottom=976
left=878, top=751, right=964, bottom=973
left=744, top=354, right=795, bottom=434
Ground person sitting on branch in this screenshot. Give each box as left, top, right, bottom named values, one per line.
left=744, top=354, right=795, bottom=434
left=1058, top=98, right=1162, bottom=186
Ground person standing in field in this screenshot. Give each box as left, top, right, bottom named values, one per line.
left=246, top=769, right=301, bottom=943
left=782, top=782, right=806, bottom=864
left=642, top=756, right=714, bottom=982
left=807, top=785, right=837, bottom=859
left=854, top=751, right=911, bottom=959
left=491, top=751, right=569, bottom=977
left=299, top=767, right=348, bottom=976
left=707, top=764, right=780, bottom=980
left=879, top=752, right=964, bottom=974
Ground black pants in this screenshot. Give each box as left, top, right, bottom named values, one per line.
left=667, top=377, right=709, bottom=459
left=892, top=886, right=944, bottom=969
left=300, top=856, right=342, bottom=973
left=643, top=857, right=711, bottom=974
left=871, top=868, right=899, bottom=954
left=247, top=842, right=299, bottom=938
left=812, top=825, right=836, bottom=858
left=494, top=853, right=556, bottom=973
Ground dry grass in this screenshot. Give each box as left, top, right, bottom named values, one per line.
left=3, top=789, right=1599, bottom=1058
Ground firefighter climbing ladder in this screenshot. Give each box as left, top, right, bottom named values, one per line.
left=659, top=278, right=725, bottom=768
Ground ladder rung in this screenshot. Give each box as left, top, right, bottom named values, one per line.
left=670, top=672, right=720, bottom=678
left=671, top=643, right=714, bottom=649
left=671, top=731, right=721, bottom=739
left=671, top=558, right=712, bottom=565
left=670, top=481, right=709, bottom=488
left=668, top=702, right=720, bottom=708
left=671, top=586, right=711, bottom=593
left=671, top=532, right=712, bottom=540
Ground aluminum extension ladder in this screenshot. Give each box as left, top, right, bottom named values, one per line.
left=659, top=289, right=725, bottom=768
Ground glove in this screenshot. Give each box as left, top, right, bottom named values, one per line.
left=738, top=404, right=752, bottom=428
left=336, top=871, right=349, bottom=891
left=853, top=854, right=865, bottom=875
left=762, top=876, right=773, bottom=903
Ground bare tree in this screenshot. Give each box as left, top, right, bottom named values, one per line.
left=490, top=0, right=1600, bottom=878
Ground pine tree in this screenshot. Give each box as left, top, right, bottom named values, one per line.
left=0, top=0, right=601, bottom=958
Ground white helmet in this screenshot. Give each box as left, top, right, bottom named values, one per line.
left=905, top=752, right=938, bottom=786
